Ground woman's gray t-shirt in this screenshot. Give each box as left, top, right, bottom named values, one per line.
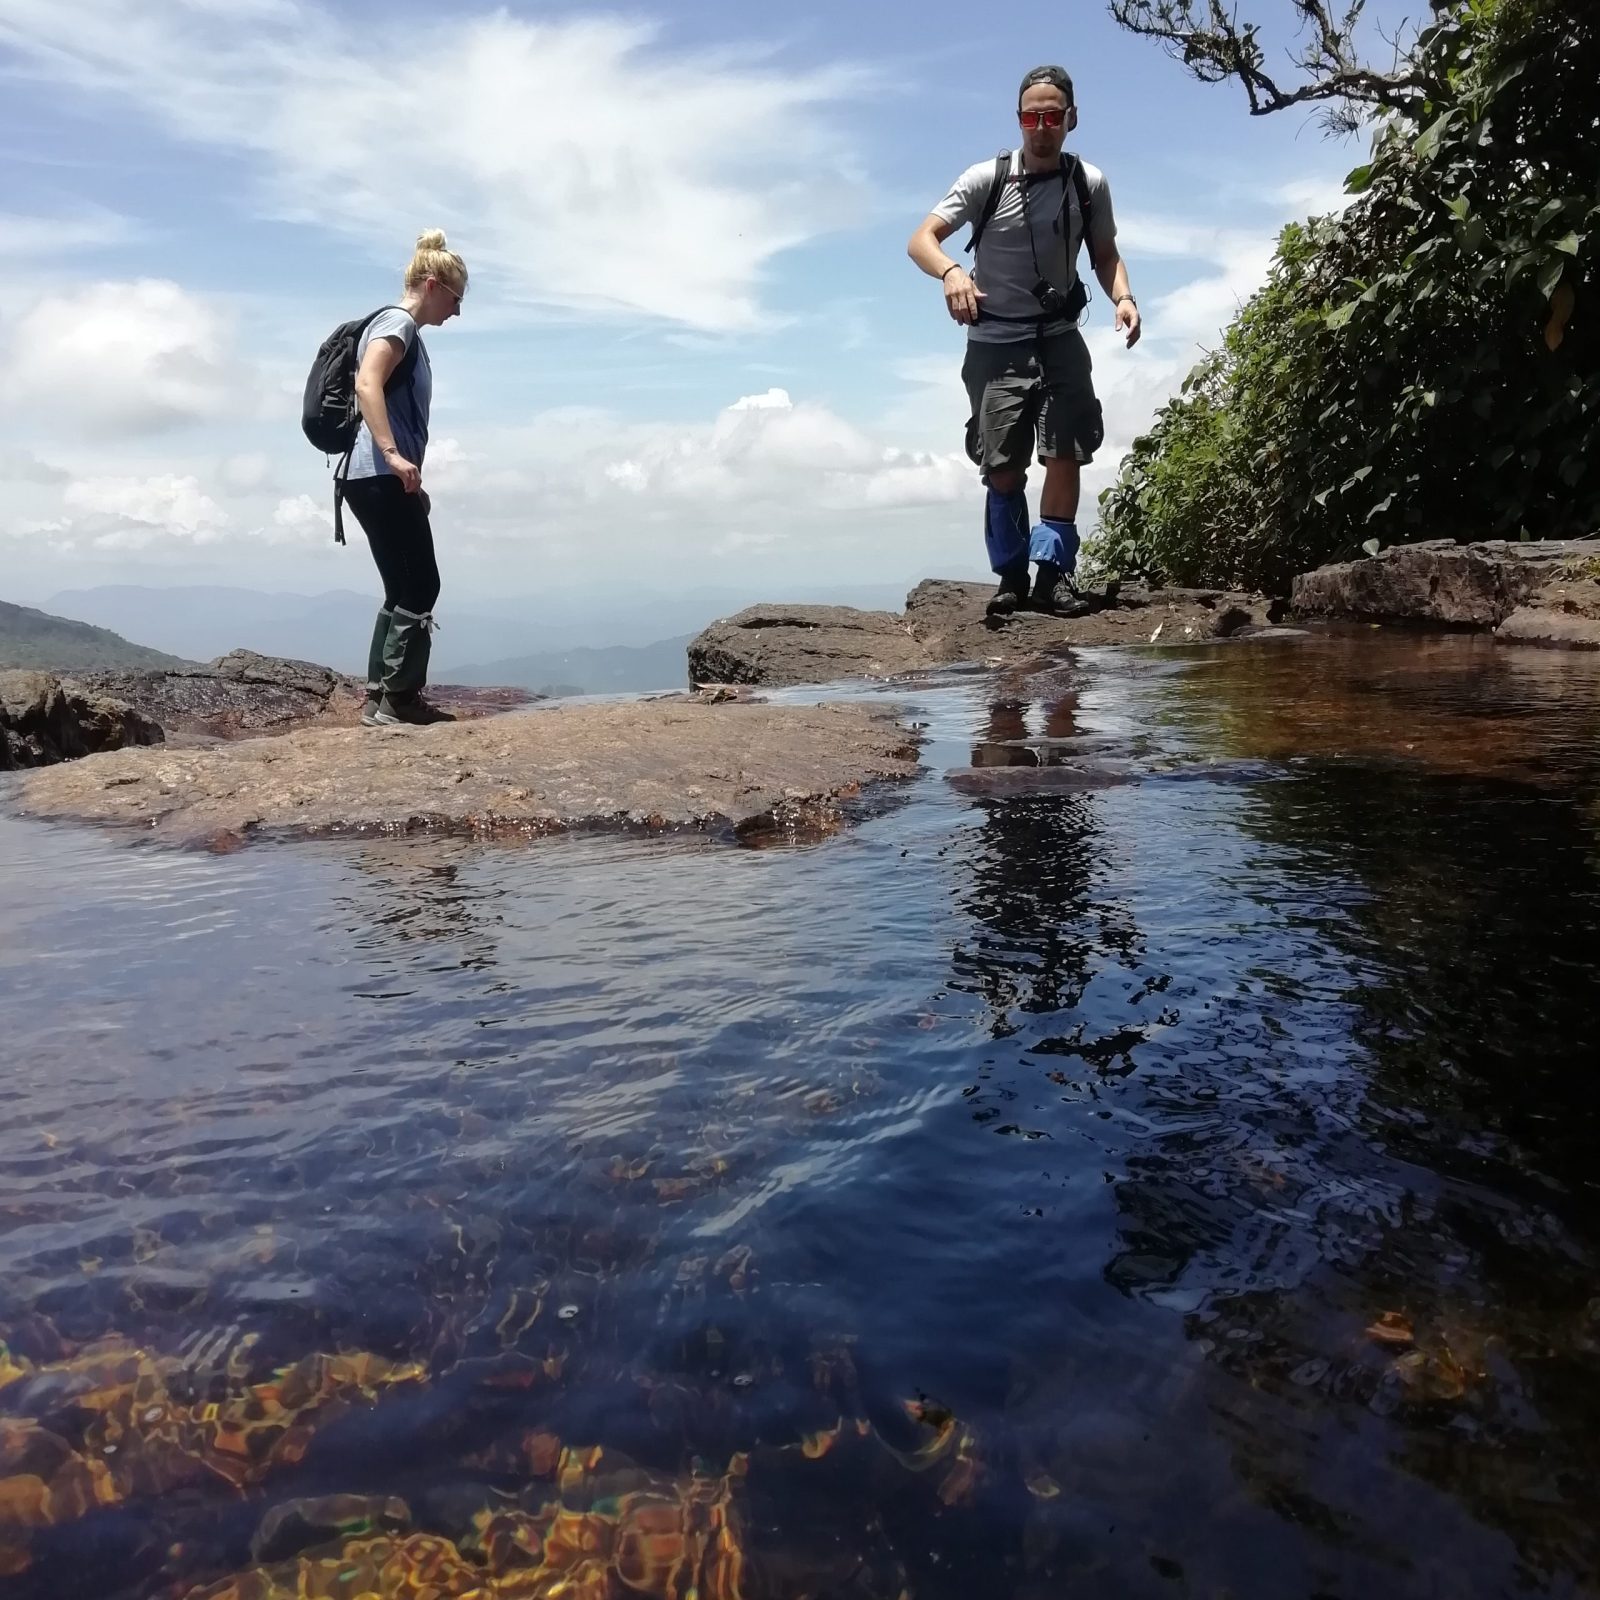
left=344, top=307, right=432, bottom=479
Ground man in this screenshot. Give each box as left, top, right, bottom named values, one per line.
left=908, top=65, right=1141, bottom=617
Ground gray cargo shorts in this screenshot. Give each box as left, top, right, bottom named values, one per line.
left=962, top=329, right=1104, bottom=476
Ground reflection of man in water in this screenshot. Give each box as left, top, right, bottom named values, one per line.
left=953, top=685, right=1137, bottom=1028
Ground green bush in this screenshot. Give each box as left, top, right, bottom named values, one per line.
left=1094, top=0, right=1598, bottom=592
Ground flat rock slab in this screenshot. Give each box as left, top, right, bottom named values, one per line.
left=1292, top=537, right=1600, bottom=630
left=7, top=699, right=920, bottom=849
left=685, top=582, right=1284, bottom=688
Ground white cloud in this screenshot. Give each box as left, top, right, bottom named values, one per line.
left=0, top=1, right=867, bottom=333
left=0, top=207, right=132, bottom=257
left=220, top=451, right=272, bottom=491
left=265, top=493, right=332, bottom=544
left=56, top=472, right=231, bottom=549
left=598, top=388, right=968, bottom=513
left=3, top=280, right=239, bottom=437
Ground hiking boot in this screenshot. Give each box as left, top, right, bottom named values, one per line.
left=986, top=562, right=1030, bottom=619
left=373, top=693, right=455, bottom=726
left=1028, top=562, right=1094, bottom=618
left=361, top=697, right=382, bottom=727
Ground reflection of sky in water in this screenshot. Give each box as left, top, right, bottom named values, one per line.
left=2, top=633, right=1599, bottom=1599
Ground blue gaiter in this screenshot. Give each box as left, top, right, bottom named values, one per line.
left=984, top=487, right=1030, bottom=573
left=1029, top=517, right=1081, bottom=574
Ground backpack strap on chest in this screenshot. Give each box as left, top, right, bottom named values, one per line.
left=1064, top=154, right=1098, bottom=273
left=964, top=149, right=1016, bottom=258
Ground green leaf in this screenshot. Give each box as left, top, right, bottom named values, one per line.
left=1552, top=233, right=1581, bottom=256
left=1325, top=301, right=1358, bottom=332
left=1446, top=196, right=1470, bottom=221
left=1413, top=110, right=1458, bottom=162
left=1345, top=164, right=1375, bottom=194
left=1362, top=537, right=1382, bottom=555
left=1538, top=257, right=1567, bottom=300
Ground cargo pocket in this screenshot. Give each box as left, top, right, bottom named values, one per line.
left=1076, top=398, right=1105, bottom=462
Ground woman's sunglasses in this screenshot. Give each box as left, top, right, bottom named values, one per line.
left=1018, top=108, right=1067, bottom=131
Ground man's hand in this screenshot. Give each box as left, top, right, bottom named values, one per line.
left=943, top=267, right=985, bottom=326
left=1116, top=297, right=1142, bottom=349
left=383, top=446, right=422, bottom=494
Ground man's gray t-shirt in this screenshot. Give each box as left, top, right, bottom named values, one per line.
left=932, top=150, right=1118, bottom=343
left=344, top=308, right=432, bottom=479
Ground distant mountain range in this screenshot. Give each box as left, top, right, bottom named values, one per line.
left=0, top=599, right=192, bottom=673
left=42, top=582, right=910, bottom=677
left=446, top=635, right=694, bottom=697
left=17, top=580, right=914, bottom=697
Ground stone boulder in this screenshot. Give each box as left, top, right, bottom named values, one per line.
left=72, top=649, right=362, bottom=741
left=72, top=649, right=538, bottom=742
left=686, top=605, right=929, bottom=688
left=685, top=581, right=1286, bottom=689
left=0, top=670, right=164, bottom=771
left=1494, top=575, right=1600, bottom=650
left=1292, top=537, right=1600, bottom=630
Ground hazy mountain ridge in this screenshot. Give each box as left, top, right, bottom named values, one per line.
left=446, top=635, right=695, bottom=696
left=0, top=599, right=193, bottom=673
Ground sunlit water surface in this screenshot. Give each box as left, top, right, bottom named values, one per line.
left=2, top=633, right=1599, bottom=1599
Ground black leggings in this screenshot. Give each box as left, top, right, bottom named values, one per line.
left=341, top=475, right=441, bottom=614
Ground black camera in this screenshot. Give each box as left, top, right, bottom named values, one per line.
left=1032, top=278, right=1089, bottom=319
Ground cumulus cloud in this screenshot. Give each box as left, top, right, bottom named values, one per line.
left=589, top=388, right=968, bottom=513
left=0, top=0, right=866, bottom=332
left=54, top=472, right=231, bottom=550
left=3, top=280, right=239, bottom=437
left=265, top=493, right=333, bottom=544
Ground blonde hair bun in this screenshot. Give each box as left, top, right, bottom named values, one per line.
left=404, top=230, right=469, bottom=294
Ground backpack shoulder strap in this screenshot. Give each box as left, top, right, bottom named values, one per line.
left=1065, top=154, right=1098, bottom=272
left=364, top=305, right=420, bottom=392
left=964, top=150, right=1015, bottom=258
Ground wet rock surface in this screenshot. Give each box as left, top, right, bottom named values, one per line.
left=7, top=699, right=919, bottom=847
left=1292, top=536, right=1600, bottom=643
left=0, top=671, right=164, bottom=771
left=686, top=581, right=1284, bottom=688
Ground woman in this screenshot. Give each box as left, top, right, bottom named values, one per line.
left=341, top=229, right=467, bottom=726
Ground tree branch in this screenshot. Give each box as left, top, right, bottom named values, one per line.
left=1108, top=0, right=1434, bottom=131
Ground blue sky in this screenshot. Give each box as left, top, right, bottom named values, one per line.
left=0, top=0, right=1418, bottom=609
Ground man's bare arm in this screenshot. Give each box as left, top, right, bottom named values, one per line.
left=1094, top=247, right=1142, bottom=347
left=908, top=214, right=985, bottom=326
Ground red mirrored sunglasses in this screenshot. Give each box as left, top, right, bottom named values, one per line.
left=1017, top=108, right=1067, bottom=131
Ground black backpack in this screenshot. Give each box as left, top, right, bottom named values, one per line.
left=301, top=306, right=421, bottom=543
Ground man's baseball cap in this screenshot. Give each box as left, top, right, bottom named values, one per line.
left=1019, top=64, right=1075, bottom=105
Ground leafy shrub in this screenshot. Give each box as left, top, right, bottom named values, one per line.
left=1094, top=0, right=1597, bottom=592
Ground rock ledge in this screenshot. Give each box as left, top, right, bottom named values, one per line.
left=8, top=698, right=920, bottom=850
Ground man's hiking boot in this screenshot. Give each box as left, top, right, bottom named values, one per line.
left=986, top=562, right=1031, bottom=619
left=372, top=693, right=455, bottom=726
left=1028, top=562, right=1094, bottom=618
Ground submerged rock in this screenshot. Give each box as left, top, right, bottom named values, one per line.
left=685, top=581, right=1285, bottom=689
left=1292, top=537, right=1600, bottom=646
left=0, top=671, right=164, bottom=771
left=8, top=699, right=920, bottom=848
